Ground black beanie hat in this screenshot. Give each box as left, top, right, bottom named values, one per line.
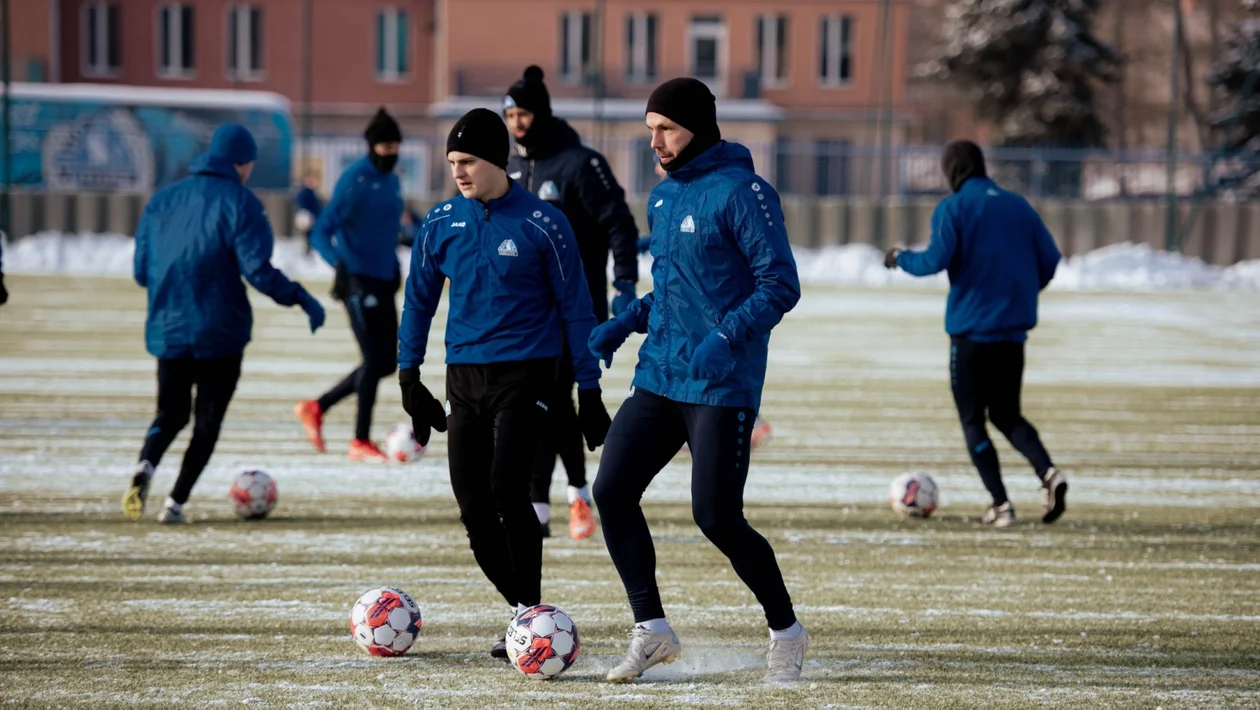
left=447, top=108, right=510, bottom=169
left=646, top=78, right=722, bottom=172
left=941, top=140, right=987, bottom=193
left=364, top=107, right=402, bottom=145
left=504, top=65, right=552, bottom=118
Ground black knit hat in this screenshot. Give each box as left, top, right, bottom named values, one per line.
left=646, top=78, right=722, bottom=172
left=503, top=65, right=552, bottom=118
left=364, top=107, right=402, bottom=145
left=941, top=140, right=987, bottom=193
left=447, top=108, right=509, bottom=169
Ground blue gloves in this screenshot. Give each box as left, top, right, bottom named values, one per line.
left=589, top=317, right=634, bottom=368
left=636, top=236, right=652, bottom=254
left=610, top=280, right=636, bottom=317
left=298, top=291, right=326, bottom=333
left=689, top=330, right=733, bottom=380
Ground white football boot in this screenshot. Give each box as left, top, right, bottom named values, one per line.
left=605, top=625, right=683, bottom=682
left=981, top=501, right=1016, bottom=527
left=764, top=626, right=809, bottom=682
left=1041, top=467, right=1068, bottom=523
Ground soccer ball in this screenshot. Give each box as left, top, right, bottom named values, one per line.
left=505, top=604, right=580, bottom=679
left=228, top=469, right=278, bottom=519
left=750, top=416, right=773, bottom=451
left=890, top=471, right=939, bottom=518
left=384, top=423, right=424, bottom=463
left=349, top=586, right=423, bottom=656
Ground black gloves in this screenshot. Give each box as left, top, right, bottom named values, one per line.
left=331, top=262, right=350, bottom=301
left=577, top=387, right=612, bottom=451
left=0, top=274, right=7, bottom=305
left=399, top=368, right=447, bottom=446
left=884, top=248, right=903, bottom=270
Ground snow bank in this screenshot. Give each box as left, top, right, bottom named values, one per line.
left=5, top=232, right=1260, bottom=292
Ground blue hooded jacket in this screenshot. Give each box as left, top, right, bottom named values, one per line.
left=309, top=156, right=404, bottom=281
left=398, top=181, right=601, bottom=389
left=134, top=153, right=310, bottom=359
left=620, top=141, right=800, bottom=411
left=897, top=177, right=1061, bottom=343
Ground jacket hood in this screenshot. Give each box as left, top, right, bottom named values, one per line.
left=668, top=141, right=754, bottom=182
left=189, top=153, right=243, bottom=181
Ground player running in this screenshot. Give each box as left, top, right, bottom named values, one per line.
left=885, top=139, right=1068, bottom=527
left=587, top=78, right=807, bottom=683
left=124, top=124, right=325, bottom=523
left=295, top=108, right=406, bottom=462
left=397, top=109, right=611, bottom=662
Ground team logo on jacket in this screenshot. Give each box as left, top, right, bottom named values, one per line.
left=509, top=171, right=523, bottom=180
left=498, top=239, right=519, bottom=257
left=538, top=180, right=560, bottom=201
left=680, top=215, right=696, bottom=233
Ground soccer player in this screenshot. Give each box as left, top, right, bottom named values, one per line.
left=0, top=235, right=7, bottom=306
left=502, top=65, right=640, bottom=540
left=295, top=108, right=406, bottom=461
left=586, top=79, right=808, bottom=683
left=124, top=123, right=325, bottom=524
left=293, top=170, right=323, bottom=254
left=885, top=140, right=1068, bottom=527
left=397, top=108, right=612, bottom=661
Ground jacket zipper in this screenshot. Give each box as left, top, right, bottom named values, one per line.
left=662, top=183, right=688, bottom=387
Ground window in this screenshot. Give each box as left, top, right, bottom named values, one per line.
left=560, top=11, right=592, bottom=82
left=83, top=2, right=121, bottom=77
left=688, top=16, right=726, bottom=94
left=227, top=4, right=263, bottom=80
left=756, top=14, right=788, bottom=86
left=625, top=12, right=657, bottom=83
left=634, top=138, right=661, bottom=194
left=815, top=140, right=851, bottom=196
left=157, top=4, right=195, bottom=77
left=376, top=8, right=410, bottom=80
left=819, top=15, right=853, bottom=86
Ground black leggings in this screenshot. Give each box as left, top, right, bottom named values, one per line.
left=951, top=336, right=1055, bottom=506
left=139, top=356, right=243, bottom=505
left=593, top=388, right=797, bottom=630
left=528, top=352, right=587, bottom=503
left=318, top=275, right=398, bottom=441
left=446, top=359, right=554, bottom=608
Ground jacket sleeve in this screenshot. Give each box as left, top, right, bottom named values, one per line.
left=715, top=182, right=801, bottom=344
left=1032, top=211, right=1062, bottom=290
left=234, top=193, right=307, bottom=307
left=133, top=204, right=151, bottom=288
left=398, top=217, right=446, bottom=371
left=538, top=213, right=602, bottom=389
left=898, top=200, right=958, bottom=277
left=577, top=151, right=639, bottom=283
left=308, top=171, right=359, bottom=268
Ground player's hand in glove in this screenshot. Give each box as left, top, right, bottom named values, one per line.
left=689, top=330, right=734, bottom=380
left=298, top=291, right=325, bottom=333
left=610, top=280, right=636, bottom=317
left=636, top=236, right=652, bottom=254
left=399, top=368, right=447, bottom=446
left=577, top=387, right=612, bottom=451
left=884, top=248, right=903, bottom=269
left=589, top=315, right=634, bottom=368
left=331, top=262, right=350, bottom=301
left=0, top=274, right=8, bottom=306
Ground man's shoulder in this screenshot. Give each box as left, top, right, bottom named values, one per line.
left=422, top=196, right=465, bottom=225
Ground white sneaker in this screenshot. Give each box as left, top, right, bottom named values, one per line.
left=605, top=626, right=682, bottom=683
left=765, top=627, right=809, bottom=682
left=981, top=501, right=1016, bottom=527
left=1041, top=467, right=1068, bottom=523
left=157, top=505, right=188, bottom=524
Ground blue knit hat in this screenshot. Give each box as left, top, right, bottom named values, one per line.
left=209, top=123, right=258, bottom=164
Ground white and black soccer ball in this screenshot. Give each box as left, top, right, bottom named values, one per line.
left=349, top=586, right=423, bottom=656
left=890, top=471, right=939, bottom=518
left=384, top=423, right=424, bottom=463
left=294, top=208, right=314, bottom=233
left=505, top=604, right=580, bottom=679
left=228, top=469, right=278, bottom=519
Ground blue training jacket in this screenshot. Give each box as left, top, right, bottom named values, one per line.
left=309, top=156, right=403, bottom=281
left=897, top=177, right=1062, bottom=343
left=134, top=154, right=310, bottom=359
left=398, top=181, right=602, bottom=389
left=619, top=141, right=801, bottom=411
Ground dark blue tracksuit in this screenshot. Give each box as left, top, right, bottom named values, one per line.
left=898, top=176, right=1062, bottom=505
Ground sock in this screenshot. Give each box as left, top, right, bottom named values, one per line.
left=163, top=497, right=181, bottom=512
left=567, top=484, right=590, bottom=505
left=634, top=618, right=672, bottom=635
left=770, top=620, right=804, bottom=640
left=532, top=502, right=550, bottom=524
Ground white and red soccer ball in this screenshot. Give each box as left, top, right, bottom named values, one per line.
left=350, top=586, right=423, bottom=656
left=228, top=469, right=278, bottom=519
left=384, top=423, right=424, bottom=463
left=890, top=471, right=939, bottom=518
left=505, top=604, right=580, bottom=679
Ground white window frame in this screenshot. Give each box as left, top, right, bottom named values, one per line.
left=757, top=13, right=789, bottom=88
left=81, top=1, right=120, bottom=78
left=687, top=16, right=728, bottom=98
left=560, top=10, right=593, bottom=84
left=156, top=3, right=195, bottom=79
left=819, top=14, right=854, bottom=87
left=626, top=12, right=656, bottom=84
left=225, top=4, right=264, bottom=81
left=375, top=7, right=409, bottom=82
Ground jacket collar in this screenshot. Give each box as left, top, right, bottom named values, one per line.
left=667, top=141, right=755, bottom=183
left=188, top=153, right=242, bottom=181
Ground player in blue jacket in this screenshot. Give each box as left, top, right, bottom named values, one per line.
left=296, top=108, right=406, bottom=462
left=293, top=170, right=323, bottom=254
left=0, top=231, right=7, bottom=305
left=586, top=79, right=808, bottom=683
left=124, top=124, right=326, bottom=524
left=397, top=109, right=611, bottom=662
left=885, top=140, right=1068, bottom=528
